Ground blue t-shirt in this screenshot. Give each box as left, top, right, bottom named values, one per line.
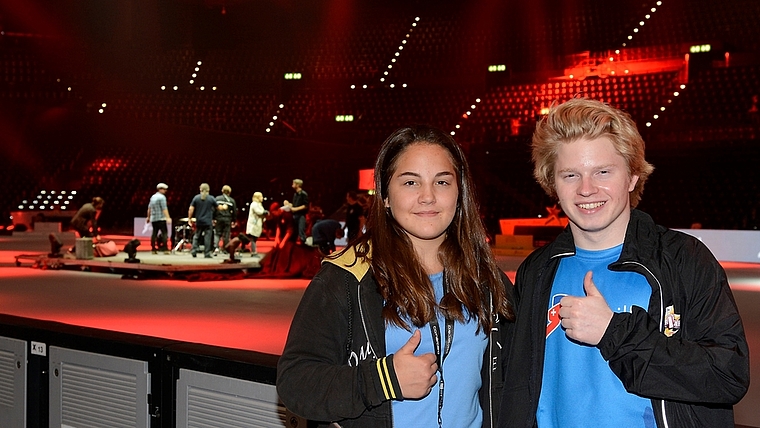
left=537, top=245, right=656, bottom=428
left=386, top=272, right=487, bottom=428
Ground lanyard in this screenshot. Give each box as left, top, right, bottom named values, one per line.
left=429, top=317, right=454, bottom=427
left=428, top=311, right=454, bottom=427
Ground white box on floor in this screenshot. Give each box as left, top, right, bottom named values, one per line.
left=75, top=238, right=93, bottom=260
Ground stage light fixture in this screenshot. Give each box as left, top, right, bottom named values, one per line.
left=223, top=234, right=251, bottom=264
left=48, top=233, right=63, bottom=258
left=124, top=239, right=141, bottom=263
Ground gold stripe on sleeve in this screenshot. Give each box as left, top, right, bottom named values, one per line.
left=376, top=358, right=391, bottom=399
left=380, top=357, right=397, bottom=399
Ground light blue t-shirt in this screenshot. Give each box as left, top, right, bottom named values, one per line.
left=386, top=272, right=487, bottom=428
left=537, top=245, right=656, bottom=428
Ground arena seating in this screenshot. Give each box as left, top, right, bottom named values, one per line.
left=1, top=0, right=759, bottom=235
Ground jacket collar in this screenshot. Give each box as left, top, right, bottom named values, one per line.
left=547, top=209, right=658, bottom=262
left=323, top=244, right=372, bottom=282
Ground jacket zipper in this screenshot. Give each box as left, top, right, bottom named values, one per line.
left=487, top=293, right=495, bottom=428
left=356, top=282, right=377, bottom=360
left=620, top=260, right=669, bottom=428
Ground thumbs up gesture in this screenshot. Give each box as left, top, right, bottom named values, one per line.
left=559, top=271, right=614, bottom=345
left=392, top=330, right=438, bottom=399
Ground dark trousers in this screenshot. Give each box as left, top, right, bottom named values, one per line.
left=192, top=224, right=213, bottom=256
left=243, top=234, right=259, bottom=253
left=295, top=215, right=307, bottom=243
left=214, top=219, right=232, bottom=250
left=71, top=221, right=93, bottom=238
left=151, top=220, right=168, bottom=251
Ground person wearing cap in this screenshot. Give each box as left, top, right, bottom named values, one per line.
left=147, top=183, right=171, bottom=254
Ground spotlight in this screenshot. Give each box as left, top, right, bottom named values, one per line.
left=223, top=234, right=250, bottom=264
left=124, top=239, right=141, bottom=263
left=48, top=233, right=63, bottom=258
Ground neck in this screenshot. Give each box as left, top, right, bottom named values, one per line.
left=571, top=209, right=631, bottom=250
left=411, top=237, right=445, bottom=274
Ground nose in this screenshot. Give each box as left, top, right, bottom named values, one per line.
left=418, top=183, right=436, bottom=204
left=578, top=176, right=597, bottom=197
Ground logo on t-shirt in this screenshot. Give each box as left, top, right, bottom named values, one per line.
left=546, top=294, right=568, bottom=338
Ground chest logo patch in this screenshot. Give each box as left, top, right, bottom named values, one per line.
left=664, top=305, right=681, bottom=337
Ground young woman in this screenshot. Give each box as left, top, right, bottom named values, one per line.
left=277, top=125, right=515, bottom=428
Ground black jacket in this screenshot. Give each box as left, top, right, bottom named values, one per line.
left=214, top=194, right=237, bottom=222
left=277, top=246, right=514, bottom=428
left=499, top=209, right=749, bottom=427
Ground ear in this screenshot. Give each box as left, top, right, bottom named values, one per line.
left=384, top=197, right=390, bottom=208
left=628, top=174, right=640, bottom=192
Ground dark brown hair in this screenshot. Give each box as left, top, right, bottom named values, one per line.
left=343, top=125, right=513, bottom=332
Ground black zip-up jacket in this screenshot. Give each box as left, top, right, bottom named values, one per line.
left=277, top=246, right=514, bottom=428
left=499, top=210, right=749, bottom=428
left=499, top=209, right=749, bottom=428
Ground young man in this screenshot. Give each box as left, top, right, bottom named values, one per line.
left=147, top=183, right=170, bottom=254
left=309, top=218, right=343, bottom=255
left=188, top=183, right=219, bottom=258
left=213, top=185, right=237, bottom=254
left=285, top=179, right=309, bottom=244
left=500, top=98, right=749, bottom=427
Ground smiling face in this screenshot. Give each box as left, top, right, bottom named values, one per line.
left=554, top=136, right=639, bottom=250
left=384, top=142, right=459, bottom=253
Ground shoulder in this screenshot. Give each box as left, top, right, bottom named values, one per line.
left=520, top=238, right=560, bottom=269
left=629, top=210, right=707, bottom=256
left=660, top=228, right=717, bottom=264
left=306, top=259, right=367, bottom=302
left=324, top=245, right=372, bottom=282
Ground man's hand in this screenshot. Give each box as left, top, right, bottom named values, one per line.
left=393, top=330, right=438, bottom=399
left=559, top=271, right=614, bottom=345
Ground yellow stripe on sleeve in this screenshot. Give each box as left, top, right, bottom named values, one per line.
left=380, top=357, right=397, bottom=399
left=376, top=358, right=391, bottom=399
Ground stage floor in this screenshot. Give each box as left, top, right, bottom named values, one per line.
left=1, top=232, right=759, bottom=426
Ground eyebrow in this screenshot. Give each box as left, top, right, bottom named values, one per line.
left=556, top=163, right=618, bottom=173
left=396, top=170, right=455, bottom=178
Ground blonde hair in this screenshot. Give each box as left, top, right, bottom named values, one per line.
left=532, top=98, right=654, bottom=208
